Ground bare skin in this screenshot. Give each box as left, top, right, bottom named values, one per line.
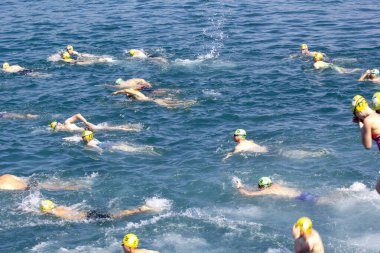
left=234, top=178, right=300, bottom=198
left=2, top=65, right=25, bottom=73
left=354, top=108, right=380, bottom=150
left=313, top=60, right=359, bottom=74
left=42, top=204, right=153, bottom=221
left=293, top=225, right=324, bottom=253
left=301, top=48, right=317, bottom=57
left=53, top=113, right=96, bottom=131
left=122, top=246, right=160, bottom=253
left=358, top=70, right=380, bottom=84
left=130, top=49, right=167, bottom=63
left=224, top=135, right=268, bottom=160
left=112, top=88, right=195, bottom=108
left=99, top=78, right=153, bottom=89
left=0, top=174, right=83, bottom=191
left=1, top=113, right=39, bottom=119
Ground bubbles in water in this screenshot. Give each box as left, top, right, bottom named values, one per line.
left=145, top=197, right=172, bottom=212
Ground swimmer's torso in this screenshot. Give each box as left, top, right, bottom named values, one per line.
left=0, top=174, right=28, bottom=190
left=235, top=140, right=267, bottom=153
left=266, top=184, right=300, bottom=198
left=51, top=206, right=86, bottom=220
left=314, top=61, right=331, bottom=69
left=3, top=65, right=24, bottom=73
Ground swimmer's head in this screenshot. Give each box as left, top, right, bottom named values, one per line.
left=62, top=52, right=71, bottom=60
left=3, top=62, right=10, bottom=69
left=40, top=199, right=56, bottom=212
left=129, top=49, right=135, bottom=56
left=313, top=52, right=324, bottom=61
left=234, top=129, right=247, bottom=140
left=115, top=78, right=124, bottom=84
left=300, top=44, right=308, bottom=50
left=66, top=45, right=74, bottom=51
left=295, top=216, right=312, bottom=234
left=50, top=121, right=58, bottom=130
left=258, top=177, right=272, bottom=188
left=370, top=69, right=380, bottom=78
left=372, top=92, right=380, bottom=112
left=82, top=130, right=93, bottom=143
left=122, top=233, right=139, bottom=248
left=352, top=95, right=369, bottom=114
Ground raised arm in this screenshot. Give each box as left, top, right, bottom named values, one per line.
left=64, top=113, right=96, bottom=130
left=358, top=70, right=370, bottom=81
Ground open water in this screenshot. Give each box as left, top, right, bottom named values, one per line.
left=1, top=0, right=380, bottom=252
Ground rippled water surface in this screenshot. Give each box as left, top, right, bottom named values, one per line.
left=1, top=0, right=380, bottom=252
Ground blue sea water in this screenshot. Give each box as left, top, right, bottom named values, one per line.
left=1, top=0, right=380, bottom=252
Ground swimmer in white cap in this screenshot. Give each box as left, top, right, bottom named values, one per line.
left=224, top=129, right=267, bottom=160
left=358, top=68, right=380, bottom=84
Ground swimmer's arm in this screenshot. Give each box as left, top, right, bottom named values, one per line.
left=51, top=209, right=86, bottom=220
left=361, top=121, right=372, bottom=149
left=39, top=182, right=86, bottom=191
left=112, top=89, right=129, bottom=95
left=358, top=71, right=370, bottom=81
left=223, top=152, right=233, bottom=160
left=65, top=113, right=96, bottom=130
left=111, top=206, right=151, bottom=219
left=237, top=186, right=264, bottom=196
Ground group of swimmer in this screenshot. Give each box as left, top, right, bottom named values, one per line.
left=3, top=43, right=380, bottom=253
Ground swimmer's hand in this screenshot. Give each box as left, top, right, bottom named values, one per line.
left=111, top=91, right=120, bottom=96
left=232, top=176, right=243, bottom=189
left=292, top=224, right=301, bottom=239
left=139, top=205, right=155, bottom=212
left=223, top=152, right=233, bottom=161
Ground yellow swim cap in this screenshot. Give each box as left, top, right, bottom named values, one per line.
left=40, top=199, right=56, bottom=212
left=50, top=121, right=58, bottom=130
left=82, top=130, right=93, bottom=142
left=352, top=95, right=369, bottom=113
left=62, top=52, right=71, bottom=59
left=313, top=52, right=324, bottom=61
left=3, top=62, right=10, bottom=69
left=372, top=92, right=380, bottom=111
left=129, top=49, right=135, bottom=56
left=295, top=217, right=312, bottom=234
left=300, top=44, right=308, bottom=50
left=67, top=45, right=73, bottom=50
left=123, top=233, right=139, bottom=248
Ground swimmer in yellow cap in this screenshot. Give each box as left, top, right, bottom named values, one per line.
left=2, top=62, right=38, bottom=76
left=351, top=95, right=380, bottom=151
left=66, top=44, right=81, bottom=58
left=129, top=49, right=167, bottom=63
left=224, top=129, right=268, bottom=160
left=313, top=52, right=359, bottom=73
left=122, top=233, right=160, bottom=253
left=300, top=44, right=317, bottom=57
left=0, top=174, right=84, bottom=191
left=111, top=88, right=195, bottom=108
left=50, top=113, right=96, bottom=132
left=39, top=199, right=156, bottom=221
left=293, top=217, right=324, bottom=253
left=358, top=68, right=380, bottom=84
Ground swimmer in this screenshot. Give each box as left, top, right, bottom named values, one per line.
left=224, top=129, right=268, bottom=160
left=129, top=49, right=167, bottom=63
left=233, top=176, right=301, bottom=198
left=0, top=112, right=39, bottom=119
left=61, top=51, right=94, bottom=65
left=372, top=92, right=380, bottom=114
left=65, top=44, right=81, bottom=59
left=39, top=199, right=155, bottom=221
left=112, top=88, right=195, bottom=108
left=313, top=52, right=359, bottom=73
left=300, top=44, right=317, bottom=57
left=51, top=113, right=136, bottom=132
left=358, top=69, right=380, bottom=84
left=0, top=174, right=83, bottom=191
left=292, top=217, right=324, bottom=253
left=2, top=62, right=38, bottom=76
left=50, top=113, right=96, bottom=131
left=81, top=130, right=102, bottom=150
left=351, top=95, right=380, bottom=151
left=122, top=233, right=160, bottom=253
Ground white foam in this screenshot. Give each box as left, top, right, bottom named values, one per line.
left=280, top=148, right=331, bottom=159
left=152, top=233, right=210, bottom=252
left=144, top=197, right=172, bottom=212
left=110, top=142, right=157, bottom=155
left=349, top=233, right=380, bottom=251
left=47, top=53, right=62, bottom=62
left=62, top=136, right=82, bottom=142
left=94, top=122, right=142, bottom=132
